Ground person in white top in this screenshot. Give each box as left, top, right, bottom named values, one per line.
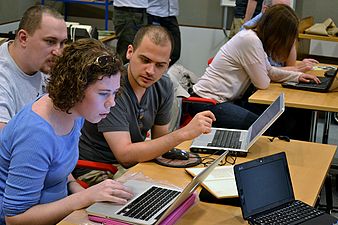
left=147, top=0, right=181, bottom=66
left=189, top=5, right=319, bottom=140
left=242, top=0, right=319, bottom=72
left=0, top=5, right=67, bottom=130
left=113, top=0, right=148, bottom=64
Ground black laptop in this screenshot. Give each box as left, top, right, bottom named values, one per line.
left=282, top=68, right=338, bottom=92
left=234, top=152, right=338, bottom=225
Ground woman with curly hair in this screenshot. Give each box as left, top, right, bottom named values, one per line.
left=0, top=38, right=133, bottom=224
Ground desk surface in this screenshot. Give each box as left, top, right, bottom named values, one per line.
left=58, top=137, right=336, bottom=225
left=249, top=67, right=338, bottom=112
left=98, top=33, right=117, bottom=43
left=299, top=33, right=338, bottom=43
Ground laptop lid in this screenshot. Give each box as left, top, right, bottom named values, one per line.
left=155, top=150, right=229, bottom=224
left=190, top=93, right=285, bottom=154
left=234, top=152, right=294, bottom=220
left=245, top=93, right=285, bottom=149
left=87, top=150, right=229, bottom=225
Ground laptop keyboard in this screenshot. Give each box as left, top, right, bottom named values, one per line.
left=282, top=76, right=334, bottom=92
left=253, top=200, right=324, bottom=225
left=117, top=186, right=180, bottom=221
left=296, top=76, right=331, bottom=90
left=207, top=130, right=242, bottom=149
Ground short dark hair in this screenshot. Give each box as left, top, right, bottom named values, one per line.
left=255, top=4, right=299, bottom=62
left=17, top=5, right=64, bottom=36
left=47, top=38, right=124, bottom=113
left=132, top=25, right=174, bottom=56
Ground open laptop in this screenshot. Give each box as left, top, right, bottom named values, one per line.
left=190, top=93, right=285, bottom=156
left=282, top=68, right=338, bottom=92
left=234, top=152, right=338, bottom=225
left=86, top=150, right=229, bottom=225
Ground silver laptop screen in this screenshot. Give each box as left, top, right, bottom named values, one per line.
left=249, top=94, right=282, bottom=143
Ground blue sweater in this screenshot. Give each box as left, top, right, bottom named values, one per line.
left=0, top=100, right=83, bottom=224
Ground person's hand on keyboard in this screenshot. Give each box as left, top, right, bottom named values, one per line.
left=296, top=58, right=319, bottom=72
left=298, top=73, right=321, bottom=84
left=85, top=179, right=134, bottom=205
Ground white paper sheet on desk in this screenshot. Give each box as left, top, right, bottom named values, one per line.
left=312, top=65, right=337, bottom=71
left=186, top=166, right=238, bottom=199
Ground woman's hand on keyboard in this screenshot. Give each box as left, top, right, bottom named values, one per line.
left=85, top=179, right=134, bottom=205
left=298, top=73, right=321, bottom=84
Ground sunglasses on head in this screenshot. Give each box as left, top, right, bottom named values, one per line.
left=92, top=55, right=117, bottom=68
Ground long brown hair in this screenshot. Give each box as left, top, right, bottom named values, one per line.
left=255, top=4, right=299, bottom=62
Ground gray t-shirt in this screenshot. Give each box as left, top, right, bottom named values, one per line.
left=0, top=41, right=46, bottom=123
left=74, top=72, right=174, bottom=177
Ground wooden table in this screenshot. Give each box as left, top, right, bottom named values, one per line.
left=249, top=66, right=338, bottom=143
left=58, top=137, right=336, bottom=225
left=299, top=33, right=338, bottom=43
left=249, top=66, right=338, bottom=212
left=298, top=33, right=338, bottom=59
left=99, top=32, right=117, bottom=43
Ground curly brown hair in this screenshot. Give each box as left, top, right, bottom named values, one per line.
left=47, top=38, right=124, bottom=113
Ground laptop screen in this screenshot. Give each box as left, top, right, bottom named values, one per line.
left=249, top=94, right=283, bottom=143
left=234, top=152, right=294, bottom=219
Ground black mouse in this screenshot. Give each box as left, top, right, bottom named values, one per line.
left=162, top=148, right=189, bottom=160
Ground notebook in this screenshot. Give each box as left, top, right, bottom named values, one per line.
left=185, top=165, right=237, bottom=198
left=282, top=68, right=338, bottom=92
left=86, top=150, right=229, bottom=225
left=190, top=93, right=285, bottom=156
left=234, top=152, right=338, bottom=225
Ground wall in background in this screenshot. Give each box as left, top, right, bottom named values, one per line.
left=178, top=0, right=223, bottom=28
left=295, top=0, right=338, bottom=23
left=0, top=0, right=64, bottom=24
left=0, top=0, right=34, bottom=23
left=177, top=26, right=226, bottom=76
left=2, top=0, right=338, bottom=28
left=1, top=0, right=337, bottom=75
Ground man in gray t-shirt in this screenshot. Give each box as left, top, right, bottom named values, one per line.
left=0, top=5, right=67, bottom=129
left=74, top=25, right=215, bottom=184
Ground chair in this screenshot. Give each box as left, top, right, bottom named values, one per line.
left=207, top=56, right=214, bottom=65
left=179, top=56, right=217, bottom=127
left=75, top=160, right=118, bottom=188
left=179, top=96, right=217, bottom=127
